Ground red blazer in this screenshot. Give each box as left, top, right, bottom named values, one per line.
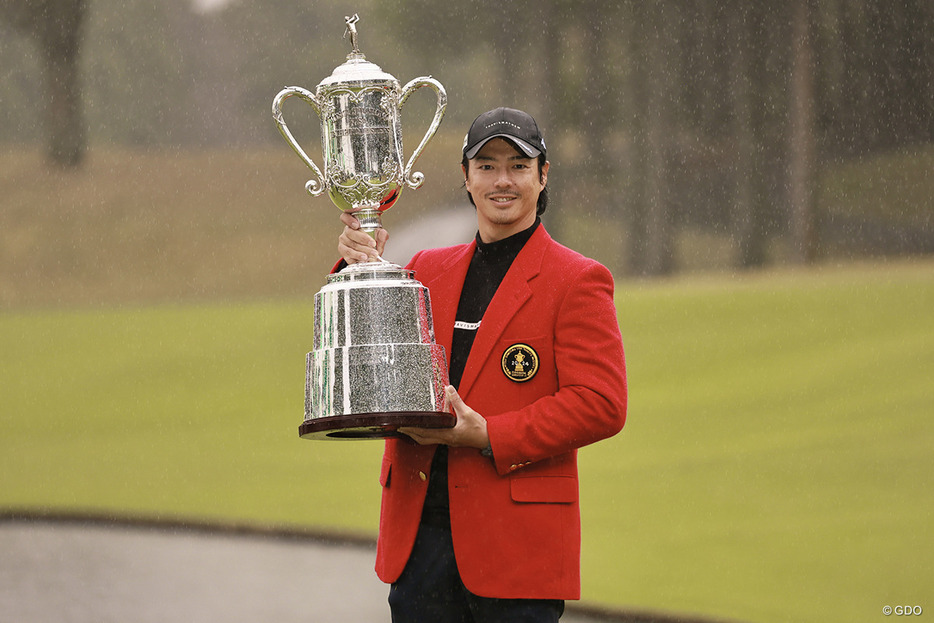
left=374, top=226, right=627, bottom=600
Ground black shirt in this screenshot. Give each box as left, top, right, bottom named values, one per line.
left=420, top=218, right=541, bottom=528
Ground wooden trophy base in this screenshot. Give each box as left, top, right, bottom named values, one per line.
left=299, top=411, right=456, bottom=440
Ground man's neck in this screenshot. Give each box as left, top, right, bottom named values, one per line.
left=475, top=217, right=541, bottom=250
left=477, top=213, right=539, bottom=243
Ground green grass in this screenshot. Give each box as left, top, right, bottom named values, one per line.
left=2, top=260, right=931, bottom=623
left=0, top=143, right=466, bottom=309
left=580, top=262, right=933, bottom=621
left=0, top=301, right=385, bottom=533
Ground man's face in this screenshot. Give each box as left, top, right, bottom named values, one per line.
left=463, top=138, right=549, bottom=243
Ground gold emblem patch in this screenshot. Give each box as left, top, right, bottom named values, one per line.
left=501, top=343, right=539, bottom=382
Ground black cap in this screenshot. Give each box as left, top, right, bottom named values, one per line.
left=462, top=107, right=546, bottom=159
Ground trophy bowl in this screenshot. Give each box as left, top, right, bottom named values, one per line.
left=272, top=14, right=446, bottom=232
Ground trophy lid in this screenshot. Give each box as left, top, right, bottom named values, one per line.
left=328, top=260, right=413, bottom=284
left=318, top=14, right=398, bottom=89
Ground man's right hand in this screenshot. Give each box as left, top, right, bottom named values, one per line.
left=338, top=212, right=390, bottom=264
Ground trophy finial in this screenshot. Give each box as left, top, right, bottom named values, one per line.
left=344, top=14, right=361, bottom=55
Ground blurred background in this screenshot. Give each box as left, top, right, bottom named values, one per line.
left=2, top=0, right=932, bottom=308
left=1, top=2, right=932, bottom=622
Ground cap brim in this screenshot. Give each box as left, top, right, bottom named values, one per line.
left=464, top=134, right=542, bottom=159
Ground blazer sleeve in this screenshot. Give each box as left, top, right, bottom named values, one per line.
left=486, top=260, right=627, bottom=476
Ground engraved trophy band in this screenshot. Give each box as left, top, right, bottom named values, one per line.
left=300, top=262, right=453, bottom=439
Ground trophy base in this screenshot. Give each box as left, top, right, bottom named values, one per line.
left=299, top=411, right=455, bottom=440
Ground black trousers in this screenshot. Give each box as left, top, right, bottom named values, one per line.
left=388, top=522, right=565, bottom=623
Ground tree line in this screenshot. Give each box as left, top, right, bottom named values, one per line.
left=2, top=0, right=932, bottom=274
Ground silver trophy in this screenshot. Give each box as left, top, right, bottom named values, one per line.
left=272, top=13, right=446, bottom=231
left=272, top=15, right=453, bottom=439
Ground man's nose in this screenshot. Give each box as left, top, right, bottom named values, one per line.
left=494, top=170, right=512, bottom=187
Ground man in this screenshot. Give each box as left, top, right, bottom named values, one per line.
left=338, top=107, right=627, bottom=622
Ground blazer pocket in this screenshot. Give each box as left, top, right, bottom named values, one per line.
left=379, top=456, right=392, bottom=488
left=510, top=475, right=577, bottom=504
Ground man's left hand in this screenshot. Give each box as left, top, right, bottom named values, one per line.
left=398, top=386, right=489, bottom=450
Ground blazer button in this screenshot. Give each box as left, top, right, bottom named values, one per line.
left=418, top=471, right=427, bottom=481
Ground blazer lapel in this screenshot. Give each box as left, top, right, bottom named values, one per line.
left=418, top=242, right=475, bottom=356
left=457, top=228, right=549, bottom=397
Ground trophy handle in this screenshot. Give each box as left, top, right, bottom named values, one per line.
left=399, top=77, right=447, bottom=190
left=272, top=86, right=327, bottom=197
